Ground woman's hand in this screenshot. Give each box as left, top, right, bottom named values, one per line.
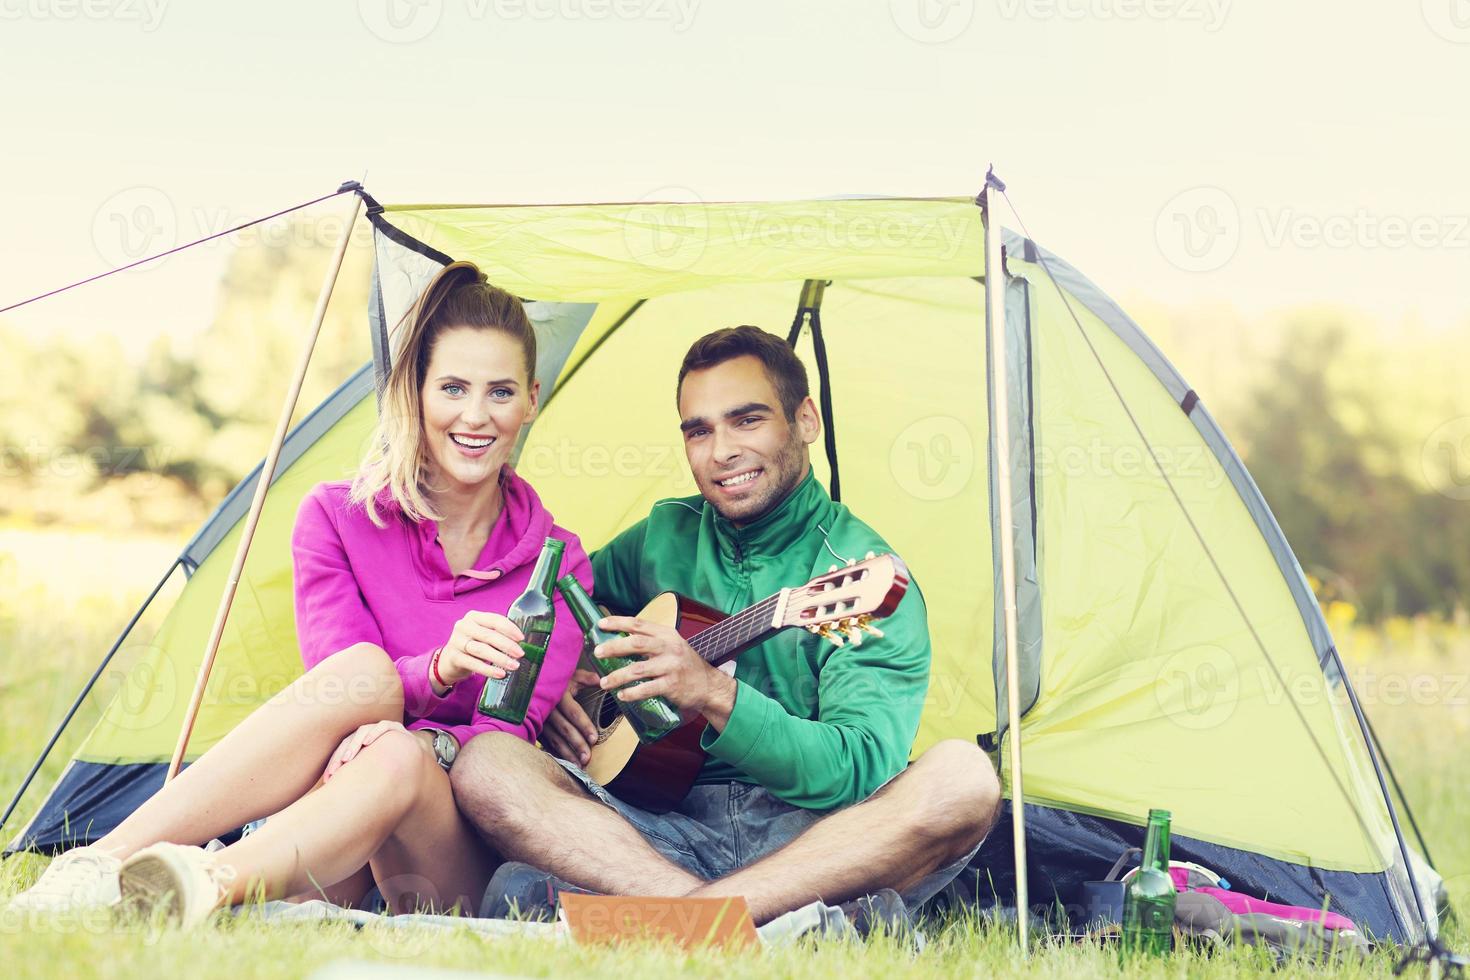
left=432, top=611, right=527, bottom=691
left=539, top=669, right=603, bottom=766
left=322, top=720, right=418, bottom=783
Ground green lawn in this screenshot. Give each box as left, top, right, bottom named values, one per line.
left=0, top=533, right=1464, bottom=978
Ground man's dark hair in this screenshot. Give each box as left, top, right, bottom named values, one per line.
left=677, top=326, right=810, bottom=420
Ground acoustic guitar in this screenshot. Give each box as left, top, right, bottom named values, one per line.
left=570, top=552, right=910, bottom=813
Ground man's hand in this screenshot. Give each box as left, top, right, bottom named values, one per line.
left=595, top=615, right=738, bottom=730
left=540, top=669, right=602, bottom=766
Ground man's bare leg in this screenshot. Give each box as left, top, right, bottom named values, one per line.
left=692, top=740, right=998, bottom=922
left=96, top=643, right=403, bottom=859
left=454, top=736, right=997, bottom=925
left=450, top=732, right=701, bottom=896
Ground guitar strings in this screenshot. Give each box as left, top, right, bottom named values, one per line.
left=688, top=595, right=779, bottom=657
left=688, top=594, right=781, bottom=660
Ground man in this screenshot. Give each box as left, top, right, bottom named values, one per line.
left=450, top=326, right=999, bottom=927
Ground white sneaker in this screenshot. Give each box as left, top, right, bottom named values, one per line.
left=5, top=846, right=122, bottom=913
left=118, top=842, right=237, bottom=928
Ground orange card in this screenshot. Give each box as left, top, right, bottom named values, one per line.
left=558, top=893, right=759, bottom=950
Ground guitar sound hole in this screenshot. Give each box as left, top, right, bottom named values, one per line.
left=597, top=693, right=622, bottom=728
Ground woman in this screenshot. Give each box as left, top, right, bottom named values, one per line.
left=8, top=262, right=590, bottom=925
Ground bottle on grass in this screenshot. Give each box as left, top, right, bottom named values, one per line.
left=1120, top=807, right=1177, bottom=958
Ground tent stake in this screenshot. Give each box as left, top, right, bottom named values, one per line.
left=982, top=170, right=1029, bottom=953
left=165, top=187, right=364, bottom=782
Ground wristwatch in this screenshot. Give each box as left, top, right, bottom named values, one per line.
left=426, top=728, right=459, bottom=772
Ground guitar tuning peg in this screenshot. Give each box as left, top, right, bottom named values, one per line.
left=828, top=564, right=838, bottom=573
left=857, top=615, right=885, bottom=640
left=864, top=550, right=875, bottom=560
left=844, top=621, right=865, bottom=646
left=844, top=557, right=856, bottom=567
left=816, top=624, right=845, bottom=647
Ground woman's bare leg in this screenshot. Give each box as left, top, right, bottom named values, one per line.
left=214, top=729, right=498, bottom=914
left=284, top=864, right=376, bottom=907
left=96, top=643, right=403, bottom=859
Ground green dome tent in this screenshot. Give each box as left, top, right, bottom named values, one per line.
left=2, top=187, right=1441, bottom=942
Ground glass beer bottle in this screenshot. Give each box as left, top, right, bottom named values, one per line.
left=556, top=575, right=682, bottom=743
left=476, top=537, right=563, bottom=723
left=1120, top=808, right=1177, bottom=958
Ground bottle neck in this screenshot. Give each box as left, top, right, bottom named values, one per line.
left=1141, top=818, right=1171, bottom=872
left=558, top=578, right=602, bottom=635
left=527, top=542, right=564, bottom=597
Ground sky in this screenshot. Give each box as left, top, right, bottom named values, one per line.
left=2, top=1, right=1468, bottom=355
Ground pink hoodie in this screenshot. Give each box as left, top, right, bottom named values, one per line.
left=290, top=468, right=591, bottom=747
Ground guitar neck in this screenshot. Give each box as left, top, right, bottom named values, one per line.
left=686, top=592, right=784, bottom=667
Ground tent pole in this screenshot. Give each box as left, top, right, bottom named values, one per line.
left=165, top=188, right=364, bottom=782
left=982, top=169, right=1029, bottom=953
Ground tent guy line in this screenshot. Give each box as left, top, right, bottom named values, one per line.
left=0, top=182, right=362, bottom=317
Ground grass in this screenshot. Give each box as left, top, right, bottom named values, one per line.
left=0, top=529, right=1466, bottom=978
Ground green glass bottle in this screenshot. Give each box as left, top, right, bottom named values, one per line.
left=556, top=575, right=683, bottom=743
left=476, top=537, right=564, bottom=723
left=1120, top=808, right=1176, bottom=958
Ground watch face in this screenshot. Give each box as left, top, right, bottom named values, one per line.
left=434, top=730, right=458, bottom=768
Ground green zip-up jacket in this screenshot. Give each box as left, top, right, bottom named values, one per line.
left=590, top=468, right=931, bottom=811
